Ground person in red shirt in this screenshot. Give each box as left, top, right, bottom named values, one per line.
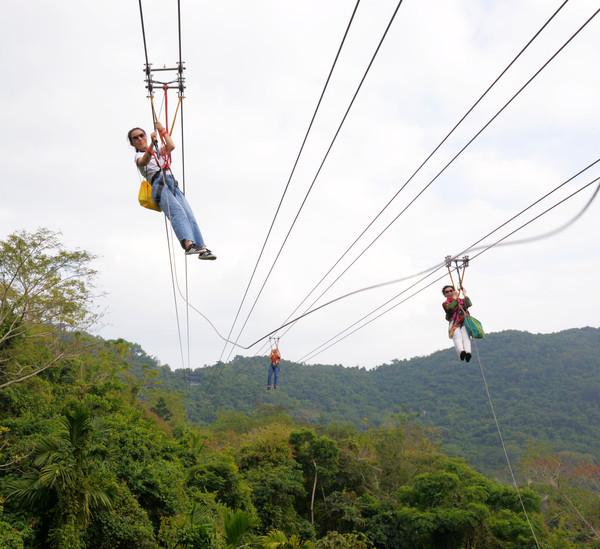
left=267, top=346, right=281, bottom=390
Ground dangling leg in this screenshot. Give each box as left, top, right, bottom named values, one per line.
left=155, top=179, right=195, bottom=244
left=273, top=366, right=279, bottom=389
left=460, top=326, right=472, bottom=362
left=176, top=189, right=216, bottom=259
left=450, top=322, right=466, bottom=360
left=267, top=365, right=273, bottom=389
left=175, top=187, right=206, bottom=248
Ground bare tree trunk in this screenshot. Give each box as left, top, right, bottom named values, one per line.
left=311, top=459, right=318, bottom=525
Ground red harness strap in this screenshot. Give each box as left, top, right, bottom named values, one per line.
left=157, top=85, right=172, bottom=171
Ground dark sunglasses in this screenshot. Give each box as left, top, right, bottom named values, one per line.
left=131, top=133, right=146, bottom=140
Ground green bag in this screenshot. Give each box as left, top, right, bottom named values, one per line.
left=464, top=316, right=485, bottom=339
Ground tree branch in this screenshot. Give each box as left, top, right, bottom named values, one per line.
left=0, top=352, right=66, bottom=389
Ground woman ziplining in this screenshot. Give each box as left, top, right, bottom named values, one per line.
left=128, top=121, right=216, bottom=260
left=442, top=285, right=473, bottom=362
left=442, top=256, right=484, bottom=362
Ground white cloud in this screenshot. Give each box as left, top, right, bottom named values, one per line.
left=2, top=0, right=599, bottom=370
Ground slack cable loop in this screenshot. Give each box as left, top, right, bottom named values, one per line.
left=298, top=176, right=600, bottom=362
left=169, top=169, right=600, bottom=357
left=255, top=154, right=600, bottom=357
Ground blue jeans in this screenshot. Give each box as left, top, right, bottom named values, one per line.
left=268, top=365, right=279, bottom=387
left=153, top=173, right=205, bottom=247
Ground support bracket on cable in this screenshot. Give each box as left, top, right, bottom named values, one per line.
left=144, top=62, right=186, bottom=97
left=445, top=255, right=469, bottom=291
left=445, top=255, right=469, bottom=270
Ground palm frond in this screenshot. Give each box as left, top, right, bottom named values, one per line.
left=223, top=509, right=257, bottom=547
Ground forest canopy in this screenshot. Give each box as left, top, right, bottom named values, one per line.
left=1, top=229, right=598, bottom=548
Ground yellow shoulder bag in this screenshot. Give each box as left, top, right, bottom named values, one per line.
left=138, top=179, right=161, bottom=212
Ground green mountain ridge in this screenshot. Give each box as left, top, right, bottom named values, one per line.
left=150, top=327, right=600, bottom=474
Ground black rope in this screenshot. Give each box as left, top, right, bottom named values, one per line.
left=138, top=0, right=151, bottom=70
left=260, top=0, right=578, bottom=351
left=225, top=0, right=404, bottom=361
left=177, top=0, right=183, bottom=69
left=299, top=176, right=600, bottom=362
left=175, top=0, right=191, bottom=379
left=218, top=0, right=363, bottom=362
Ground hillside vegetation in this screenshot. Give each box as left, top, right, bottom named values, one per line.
left=1, top=229, right=599, bottom=548
left=152, top=328, right=600, bottom=474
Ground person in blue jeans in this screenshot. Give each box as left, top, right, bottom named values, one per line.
left=128, top=122, right=216, bottom=260
left=267, top=346, right=281, bottom=390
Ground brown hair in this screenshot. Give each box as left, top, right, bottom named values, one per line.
left=127, top=127, right=146, bottom=147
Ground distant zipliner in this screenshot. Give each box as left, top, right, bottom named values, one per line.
left=128, top=122, right=216, bottom=260
left=442, top=256, right=484, bottom=362
left=267, top=337, right=281, bottom=390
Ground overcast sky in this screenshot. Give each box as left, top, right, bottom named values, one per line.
left=2, top=0, right=599, bottom=370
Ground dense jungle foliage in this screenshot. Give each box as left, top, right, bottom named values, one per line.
left=1, top=229, right=599, bottom=548
left=148, top=328, right=600, bottom=475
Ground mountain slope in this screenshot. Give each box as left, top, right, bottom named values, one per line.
left=152, top=327, right=600, bottom=473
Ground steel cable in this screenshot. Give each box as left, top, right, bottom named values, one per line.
left=218, top=0, right=362, bottom=362
left=259, top=1, right=584, bottom=353
left=225, top=0, right=405, bottom=362
left=299, top=176, right=600, bottom=362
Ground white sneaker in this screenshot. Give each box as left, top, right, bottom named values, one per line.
left=198, top=247, right=217, bottom=260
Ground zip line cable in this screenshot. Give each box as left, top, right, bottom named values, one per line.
left=177, top=0, right=183, bottom=69
left=273, top=156, right=600, bottom=358
left=200, top=166, right=597, bottom=391
left=218, top=0, right=362, bottom=363
left=473, top=342, right=542, bottom=548
left=301, top=176, right=600, bottom=361
left=261, top=1, right=593, bottom=352
left=256, top=0, right=570, bottom=352
left=299, top=176, right=600, bottom=362
left=174, top=163, right=599, bottom=353
left=137, top=0, right=189, bottom=370
left=137, top=2, right=597, bottom=364
left=225, top=0, right=405, bottom=362
left=138, top=0, right=150, bottom=70
left=176, top=0, right=191, bottom=380
left=296, top=175, right=600, bottom=362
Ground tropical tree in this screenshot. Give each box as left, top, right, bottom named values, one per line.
left=222, top=508, right=258, bottom=548
left=7, top=404, right=113, bottom=548
left=314, top=531, right=373, bottom=549
left=257, top=529, right=315, bottom=549
left=0, top=228, right=97, bottom=389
